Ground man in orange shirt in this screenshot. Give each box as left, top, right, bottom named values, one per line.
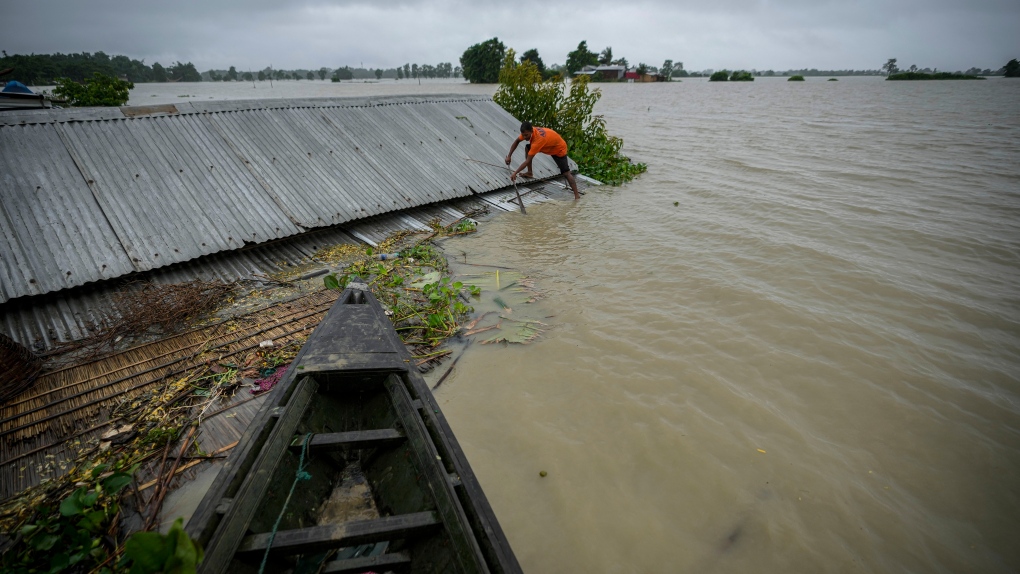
left=505, top=121, right=581, bottom=200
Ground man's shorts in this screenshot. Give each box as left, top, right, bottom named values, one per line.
left=526, top=143, right=571, bottom=174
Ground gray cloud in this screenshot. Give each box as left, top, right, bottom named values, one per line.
left=5, top=0, right=1018, bottom=71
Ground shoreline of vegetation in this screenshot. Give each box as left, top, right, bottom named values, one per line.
left=887, top=72, right=985, bottom=80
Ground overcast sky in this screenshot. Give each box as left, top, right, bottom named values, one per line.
left=6, top=0, right=1018, bottom=72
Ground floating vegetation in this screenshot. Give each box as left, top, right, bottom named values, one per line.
left=313, top=242, right=367, bottom=263
left=788, top=75, right=805, bottom=81
left=479, top=317, right=547, bottom=345
left=455, top=270, right=547, bottom=344
left=324, top=240, right=477, bottom=356
left=428, top=217, right=478, bottom=236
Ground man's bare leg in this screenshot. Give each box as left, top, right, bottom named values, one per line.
left=565, top=171, right=581, bottom=200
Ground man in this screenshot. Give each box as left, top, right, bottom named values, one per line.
left=505, top=121, right=581, bottom=200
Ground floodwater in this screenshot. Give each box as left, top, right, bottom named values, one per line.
left=135, top=77, right=1020, bottom=572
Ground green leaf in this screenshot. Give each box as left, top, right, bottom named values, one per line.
left=59, top=488, right=87, bottom=516
left=125, top=518, right=203, bottom=574
left=48, top=552, right=70, bottom=572
left=31, top=533, right=60, bottom=552
left=167, top=518, right=204, bottom=571
left=323, top=273, right=340, bottom=290
left=125, top=531, right=171, bottom=573
left=81, top=509, right=108, bottom=530
left=102, top=472, right=134, bottom=495
left=90, top=463, right=110, bottom=479
left=365, top=246, right=373, bottom=256
left=82, top=490, right=100, bottom=507
left=410, top=271, right=441, bottom=289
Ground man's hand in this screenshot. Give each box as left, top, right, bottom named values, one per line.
left=510, top=172, right=517, bottom=182
left=504, top=155, right=512, bottom=165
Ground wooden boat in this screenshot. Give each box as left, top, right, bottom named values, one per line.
left=186, top=285, right=521, bottom=573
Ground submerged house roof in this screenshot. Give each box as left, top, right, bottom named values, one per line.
left=0, top=95, right=565, bottom=307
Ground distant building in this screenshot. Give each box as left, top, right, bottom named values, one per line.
left=574, top=65, right=627, bottom=81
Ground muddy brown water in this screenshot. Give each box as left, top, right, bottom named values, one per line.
left=131, top=78, right=1020, bottom=572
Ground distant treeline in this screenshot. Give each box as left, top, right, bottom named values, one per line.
left=0, top=51, right=201, bottom=84
left=215, top=63, right=462, bottom=82
left=0, top=51, right=462, bottom=86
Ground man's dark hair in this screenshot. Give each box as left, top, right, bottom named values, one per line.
left=520, top=121, right=533, bottom=133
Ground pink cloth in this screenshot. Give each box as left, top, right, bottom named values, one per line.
left=251, top=364, right=289, bottom=394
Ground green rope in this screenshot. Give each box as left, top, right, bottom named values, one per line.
left=258, top=433, right=313, bottom=574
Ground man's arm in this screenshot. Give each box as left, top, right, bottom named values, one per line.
left=505, top=138, right=521, bottom=165
left=511, top=154, right=534, bottom=181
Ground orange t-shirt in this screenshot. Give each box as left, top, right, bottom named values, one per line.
left=518, top=126, right=568, bottom=157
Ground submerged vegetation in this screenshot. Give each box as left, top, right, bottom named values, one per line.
left=493, top=50, right=646, bottom=185
left=53, top=73, right=134, bottom=106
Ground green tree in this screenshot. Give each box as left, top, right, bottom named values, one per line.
left=493, top=50, right=646, bottom=185
left=882, top=58, right=899, bottom=75
left=599, top=46, right=613, bottom=66
left=397, top=67, right=404, bottom=79
left=659, top=60, right=674, bottom=80
left=305, top=71, right=314, bottom=80
left=226, top=66, right=238, bottom=81
left=335, top=66, right=353, bottom=80
left=565, top=40, right=599, bottom=75
left=403, top=63, right=411, bottom=78
left=152, top=62, right=168, bottom=82
left=709, top=70, right=729, bottom=81
left=53, top=72, right=133, bottom=106
left=612, top=57, right=629, bottom=69
left=318, top=68, right=327, bottom=80
left=411, top=63, right=419, bottom=78
left=1005, top=59, right=1020, bottom=77
left=168, top=61, right=201, bottom=82
left=521, top=49, right=546, bottom=74
left=460, top=37, right=506, bottom=83
left=242, top=71, right=253, bottom=82
left=257, top=70, right=266, bottom=81
left=636, top=63, right=648, bottom=76
left=730, top=70, right=754, bottom=81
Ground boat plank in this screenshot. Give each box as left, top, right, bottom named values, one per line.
left=290, top=429, right=405, bottom=451
left=321, top=551, right=411, bottom=574
left=384, top=374, right=490, bottom=574
left=196, top=375, right=319, bottom=574
left=236, top=512, right=439, bottom=556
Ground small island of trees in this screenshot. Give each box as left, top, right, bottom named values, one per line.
left=709, top=70, right=754, bottom=82
left=882, top=58, right=988, bottom=80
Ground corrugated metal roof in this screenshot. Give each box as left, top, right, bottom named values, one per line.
left=0, top=177, right=587, bottom=352
left=0, top=95, right=572, bottom=305
left=0, top=225, right=359, bottom=350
